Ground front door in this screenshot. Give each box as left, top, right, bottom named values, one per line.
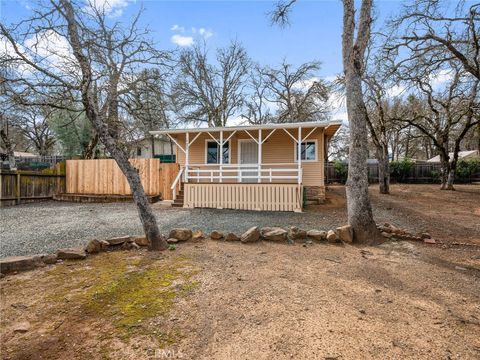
left=239, top=140, right=258, bottom=183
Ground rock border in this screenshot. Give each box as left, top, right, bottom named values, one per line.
left=1, top=223, right=435, bottom=277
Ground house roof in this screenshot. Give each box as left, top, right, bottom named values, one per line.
left=427, top=150, right=479, bottom=163
left=150, top=120, right=342, bottom=138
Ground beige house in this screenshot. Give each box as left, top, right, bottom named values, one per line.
left=150, top=121, right=341, bottom=212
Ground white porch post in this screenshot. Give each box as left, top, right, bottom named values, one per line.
left=297, top=126, right=302, bottom=184
left=219, top=130, right=223, bottom=183
left=185, top=132, right=190, bottom=183
left=258, top=129, right=262, bottom=183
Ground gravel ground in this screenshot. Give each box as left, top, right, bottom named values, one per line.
left=0, top=200, right=347, bottom=258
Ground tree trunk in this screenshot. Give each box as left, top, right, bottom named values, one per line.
left=439, top=159, right=449, bottom=190
left=60, top=0, right=167, bottom=251
left=377, top=146, right=390, bottom=194
left=83, top=131, right=98, bottom=159
left=342, top=0, right=380, bottom=244
left=0, top=128, right=16, bottom=170
left=151, top=135, right=155, bottom=158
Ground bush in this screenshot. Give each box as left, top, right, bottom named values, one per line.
left=390, top=159, right=415, bottom=183
left=455, top=159, right=480, bottom=183
left=333, top=160, right=348, bottom=184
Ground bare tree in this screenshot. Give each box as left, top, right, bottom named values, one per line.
left=396, top=66, right=479, bottom=190
left=263, top=60, right=329, bottom=123
left=270, top=0, right=379, bottom=243
left=241, top=65, right=274, bottom=124
left=341, top=0, right=380, bottom=243
left=0, top=0, right=169, bottom=250
left=174, top=41, right=250, bottom=127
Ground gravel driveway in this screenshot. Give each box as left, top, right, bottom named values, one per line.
left=0, top=201, right=347, bottom=258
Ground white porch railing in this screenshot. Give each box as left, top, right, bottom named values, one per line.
left=184, top=163, right=302, bottom=184
left=170, top=167, right=184, bottom=200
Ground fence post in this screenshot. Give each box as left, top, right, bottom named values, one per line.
left=16, top=172, right=21, bottom=204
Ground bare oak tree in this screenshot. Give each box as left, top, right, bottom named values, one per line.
left=0, top=0, right=168, bottom=249
left=174, top=41, right=250, bottom=127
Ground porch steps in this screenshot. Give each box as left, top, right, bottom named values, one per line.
left=172, top=183, right=184, bottom=208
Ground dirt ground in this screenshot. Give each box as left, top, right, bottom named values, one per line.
left=1, top=184, right=479, bottom=359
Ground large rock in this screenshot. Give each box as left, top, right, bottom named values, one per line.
left=85, top=239, right=102, bottom=254
left=241, top=227, right=260, bottom=243
left=225, top=233, right=240, bottom=241
left=288, top=226, right=307, bottom=240
left=326, top=230, right=339, bottom=243
left=40, top=254, right=57, bottom=265
left=0, top=256, right=42, bottom=274
left=132, top=235, right=150, bottom=247
left=121, top=241, right=140, bottom=251
left=167, top=238, right=179, bottom=244
left=106, top=236, right=131, bottom=246
left=307, top=229, right=327, bottom=241
left=263, top=228, right=287, bottom=241
left=192, top=230, right=205, bottom=242
left=336, top=225, right=353, bottom=244
left=210, top=230, right=224, bottom=240
left=57, top=248, right=87, bottom=260
left=169, top=228, right=193, bottom=242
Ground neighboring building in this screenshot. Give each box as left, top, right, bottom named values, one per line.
left=426, top=150, right=480, bottom=163
left=150, top=120, right=341, bottom=212
left=130, top=136, right=175, bottom=160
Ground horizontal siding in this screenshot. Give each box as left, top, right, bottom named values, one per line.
left=173, top=127, right=324, bottom=186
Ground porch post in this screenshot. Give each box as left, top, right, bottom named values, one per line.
left=258, top=129, right=262, bottom=183
left=219, top=130, right=223, bottom=183
left=297, top=126, right=302, bottom=184
left=185, top=132, right=190, bottom=183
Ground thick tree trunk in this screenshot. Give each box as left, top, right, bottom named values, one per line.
left=0, top=128, right=16, bottom=170
left=376, top=146, right=390, bottom=194
left=439, top=159, right=449, bottom=190
left=342, top=0, right=380, bottom=244
left=60, top=0, right=167, bottom=251
left=83, top=132, right=98, bottom=159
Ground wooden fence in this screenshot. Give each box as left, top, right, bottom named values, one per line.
left=66, top=159, right=179, bottom=200
left=0, top=166, right=66, bottom=207
left=325, top=162, right=480, bottom=184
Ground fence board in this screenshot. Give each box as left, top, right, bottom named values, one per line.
left=65, top=159, right=179, bottom=200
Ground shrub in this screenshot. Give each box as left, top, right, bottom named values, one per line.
left=333, top=160, right=348, bottom=184
left=390, top=159, right=414, bottom=183
left=455, top=159, right=480, bottom=183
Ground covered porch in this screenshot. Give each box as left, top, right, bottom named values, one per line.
left=150, top=121, right=341, bottom=212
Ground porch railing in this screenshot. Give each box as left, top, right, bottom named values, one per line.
left=184, top=163, right=302, bottom=184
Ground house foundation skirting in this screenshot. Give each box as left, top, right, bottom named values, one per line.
left=184, top=183, right=303, bottom=212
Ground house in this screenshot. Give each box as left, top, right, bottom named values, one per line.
left=130, top=136, right=176, bottom=161
left=150, top=120, right=341, bottom=212
left=426, top=150, right=480, bottom=163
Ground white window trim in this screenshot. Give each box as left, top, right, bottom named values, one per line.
left=294, top=139, right=318, bottom=162
left=205, top=139, right=231, bottom=164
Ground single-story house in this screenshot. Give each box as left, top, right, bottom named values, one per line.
left=150, top=120, right=341, bottom=212
left=427, top=150, right=480, bottom=163
left=130, top=135, right=176, bottom=160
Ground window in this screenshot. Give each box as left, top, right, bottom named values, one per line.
left=295, top=141, right=317, bottom=161
left=206, top=141, right=230, bottom=164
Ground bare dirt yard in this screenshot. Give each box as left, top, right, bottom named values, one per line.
left=1, top=184, right=479, bottom=359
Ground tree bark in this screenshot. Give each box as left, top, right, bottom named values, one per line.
left=376, top=146, right=390, bottom=194
left=0, top=128, right=16, bottom=170
left=60, top=0, right=167, bottom=250
left=342, top=0, right=381, bottom=244
left=83, top=132, right=98, bottom=159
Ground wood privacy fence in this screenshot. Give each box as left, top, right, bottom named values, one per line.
left=0, top=166, right=66, bottom=207
left=66, top=159, right=179, bottom=200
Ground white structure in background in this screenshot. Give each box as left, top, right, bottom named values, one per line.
left=427, top=150, right=480, bottom=163
left=130, top=136, right=175, bottom=159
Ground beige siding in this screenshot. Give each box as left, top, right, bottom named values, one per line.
left=173, top=127, right=325, bottom=186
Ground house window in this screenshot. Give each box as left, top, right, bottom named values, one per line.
left=206, top=141, right=230, bottom=164
left=295, top=141, right=317, bottom=161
